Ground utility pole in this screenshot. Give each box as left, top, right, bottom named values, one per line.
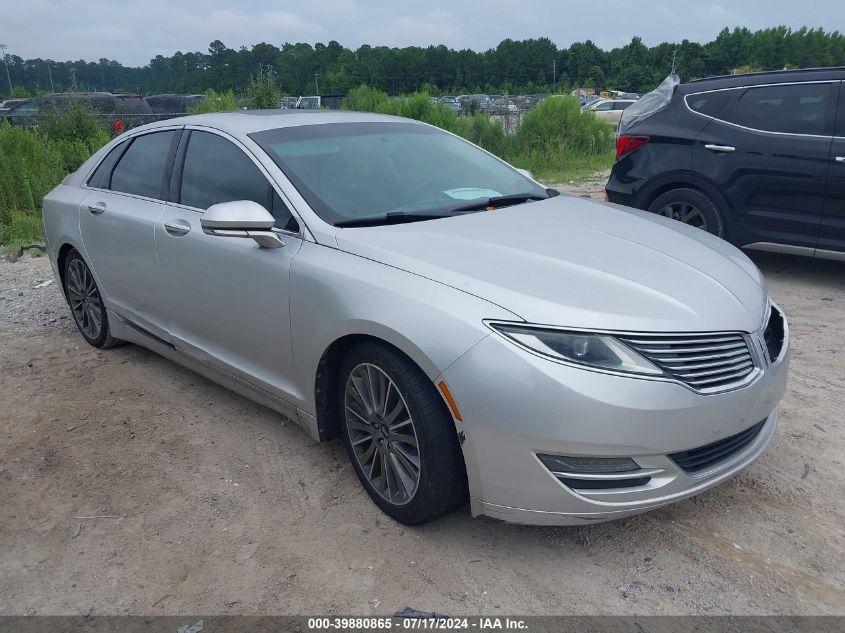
left=314, top=72, right=319, bottom=95
left=552, top=59, right=556, bottom=92
left=47, top=62, right=54, bottom=92
left=0, top=44, right=13, bottom=96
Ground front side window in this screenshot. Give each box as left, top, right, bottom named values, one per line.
left=179, top=131, right=298, bottom=231
left=724, top=83, right=834, bottom=135
left=110, top=130, right=177, bottom=198
left=250, top=122, right=547, bottom=226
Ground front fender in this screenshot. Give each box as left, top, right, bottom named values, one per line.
left=289, top=242, right=519, bottom=416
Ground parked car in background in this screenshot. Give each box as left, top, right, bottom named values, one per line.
left=606, top=67, right=845, bottom=261
left=284, top=94, right=345, bottom=110
left=0, top=98, right=27, bottom=118
left=579, top=95, right=601, bottom=108
left=583, top=98, right=636, bottom=123
left=279, top=96, right=299, bottom=109
left=6, top=92, right=152, bottom=131
left=440, top=96, right=461, bottom=113
left=144, top=94, right=205, bottom=120
left=461, top=94, right=491, bottom=113
left=43, top=110, right=787, bottom=527
left=489, top=96, right=518, bottom=112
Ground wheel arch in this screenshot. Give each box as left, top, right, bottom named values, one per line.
left=313, top=331, right=456, bottom=444
left=637, top=172, right=733, bottom=218
left=56, top=242, right=80, bottom=302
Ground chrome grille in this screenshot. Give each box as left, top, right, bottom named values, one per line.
left=618, top=332, right=756, bottom=392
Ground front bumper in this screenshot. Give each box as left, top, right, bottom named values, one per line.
left=439, top=326, right=789, bottom=526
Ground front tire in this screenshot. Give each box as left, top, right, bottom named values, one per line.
left=647, top=187, right=725, bottom=237
left=63, top=250, right=119, bottom=348
left=338, top=342, right=467, bottom=525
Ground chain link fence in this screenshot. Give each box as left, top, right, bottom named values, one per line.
left=1, top=91, right=558, bottom=135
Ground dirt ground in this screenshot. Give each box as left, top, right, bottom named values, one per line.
left=1, top=214, right=844, bottom=616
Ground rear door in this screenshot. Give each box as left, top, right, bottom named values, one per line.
left=819, top=81, right=845, bottom=258
left=691, top=81, right=836, bottom=250
left=155, top=128, right=304, bottom=401
left=79, top=128, right=181, bottom=338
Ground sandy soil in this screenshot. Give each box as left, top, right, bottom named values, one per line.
left=1, top=223, right=843, bottom=616
left=547, top=169, right=611, bottom=200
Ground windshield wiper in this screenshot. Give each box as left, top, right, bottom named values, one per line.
left=445, top=192, right=549, bottom=213
left=334, top=211, right=454, bottom=228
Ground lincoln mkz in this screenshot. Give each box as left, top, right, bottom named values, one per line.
left=43, top=111, right=789, bottom=525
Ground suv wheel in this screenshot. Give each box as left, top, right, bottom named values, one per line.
left=647, top=188, right=725, bottom=237
left=338, top=342, right=467, bottom=525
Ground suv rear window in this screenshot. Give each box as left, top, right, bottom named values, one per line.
left=687, top=90, right=736, bottom=118
left=724, top=83, right=834, bottom=135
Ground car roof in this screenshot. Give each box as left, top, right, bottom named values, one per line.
left=684, top=66, right=845, bottom=91
left=127, top=109, right=415, bottom=135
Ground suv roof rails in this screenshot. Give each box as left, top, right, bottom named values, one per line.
left=689, top=66, right=845, bottom=83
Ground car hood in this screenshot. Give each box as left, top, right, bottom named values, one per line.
left=333, top=196, right=768, bottom=333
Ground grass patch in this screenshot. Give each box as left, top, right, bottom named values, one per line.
left=509, top=150, right=616, bottom=184
left=0, top=103, right=112, bottom=251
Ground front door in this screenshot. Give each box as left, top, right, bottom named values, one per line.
left=692, top=81, right=836, bottom=249
left=154, top=129, right=305, bottom=402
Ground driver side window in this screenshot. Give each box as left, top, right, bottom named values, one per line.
left=179, top=130, right=299, bottom=232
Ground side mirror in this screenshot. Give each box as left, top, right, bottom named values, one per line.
left=515, top=168, right=534, bottom=180
left=200, top=200, right=283, bottom=249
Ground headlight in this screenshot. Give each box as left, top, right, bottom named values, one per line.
left=490, top=323, right=663, bottom=376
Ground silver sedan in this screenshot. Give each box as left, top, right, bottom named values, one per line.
left=42, top=111, right=789, bottom=525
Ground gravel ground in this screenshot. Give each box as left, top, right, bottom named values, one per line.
left=1, top=214, right=843, bottom=616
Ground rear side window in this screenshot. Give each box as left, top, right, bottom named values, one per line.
left=724, top=83, right=834, bottom=135
left=687, top=90, right=736, bottom=118
left=594, top=102, right=613, bottom=111
left=180, top=131, right=299, bottom=231
left=87, top=140, right=128, bottom=188
left=110, top=130, right=178, bottom=198
left=613, top=102, right=632, bottom=111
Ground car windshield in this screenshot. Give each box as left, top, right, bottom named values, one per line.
left=250, top=122, right=548, bottom=226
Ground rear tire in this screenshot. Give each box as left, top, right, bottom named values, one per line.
left=63, top=250, right=120, bottom=349
left=647, top=187, right=725, bottom=237
left=338, top=342, right=467, bottom=525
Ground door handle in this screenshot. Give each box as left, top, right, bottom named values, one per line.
left=87, top=202, right=107, bottom=215
left=704, top=144, right=736, bottom=153
left=835, top=156, right=845, bottom=163
left=164, top=220, right=191, bottom=237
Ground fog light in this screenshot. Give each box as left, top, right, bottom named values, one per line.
left=538, top=454, right=638, bottom=474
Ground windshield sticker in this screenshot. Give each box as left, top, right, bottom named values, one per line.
left=442, top=187, right=502, bottom=200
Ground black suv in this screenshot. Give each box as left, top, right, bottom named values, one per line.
left=606, top=68, right=845, bottom=261
left=5, top=92, right=152, bottom=131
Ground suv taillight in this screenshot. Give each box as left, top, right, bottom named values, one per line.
left=616, top=135, right=650, bottom=158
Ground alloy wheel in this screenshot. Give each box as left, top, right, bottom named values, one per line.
left=658, top=201, right=708, bottom=231
left=344, top=363, right=421, bottom=506
left=66, top=258, right=103, bottom=340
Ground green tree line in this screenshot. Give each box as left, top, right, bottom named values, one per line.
left=4, top=26, right=844, bottom=98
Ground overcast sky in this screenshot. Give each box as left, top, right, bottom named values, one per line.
left=4, top=0, right=843, bottom=66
